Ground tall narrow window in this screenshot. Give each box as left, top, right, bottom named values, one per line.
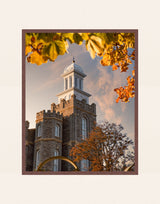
left=75, top=77, right=77, bottom=88
left=69, top=76, right=72, bottom=88
left=80, top=159, right=89, bottom=171
left=81, top=79, right=83, bottom=90
left=82, top=117, right=87, bottom=139
left=79, top=79, right=82, bottom=90
left=77, top=78, right=79, bottom=88
left=37, top=125, right=41, bottom=137
left=36, top=150, right=40, bottom=169
left=53, top=150, right=59, bottom=171
left=55, top=124, right=60, bottom=137
left=65, top=78, right=68, bottom=90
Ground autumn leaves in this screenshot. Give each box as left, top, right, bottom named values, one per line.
left=25, top=32, right=136, bottom=103
left=70, top=122, right=134, bottom=171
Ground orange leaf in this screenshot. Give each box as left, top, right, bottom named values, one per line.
left=116, top=97, right=120, bottom=103
left=112, top=64, right=118, bottom=71
left=132, top=70, right=135, bottom=77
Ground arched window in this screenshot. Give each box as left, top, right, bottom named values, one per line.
left=37, top=125, right=41, bottom=137
left=36, top=150, right=40, bottom=169
left=80, top=159, right=89, bottom=171
left=53, top=150, right=59, bottom=171
left=82, top=117, right=87, bottom=139
left=55, top=124, right=60, bottom=137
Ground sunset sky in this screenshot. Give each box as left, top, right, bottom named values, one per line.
left=26, top=41, right=135, bottom=141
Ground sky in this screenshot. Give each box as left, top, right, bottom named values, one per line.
left=26, top=41, right=135, bottom=141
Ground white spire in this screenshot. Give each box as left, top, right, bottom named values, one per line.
left=57, top=61, right=91, bottom=104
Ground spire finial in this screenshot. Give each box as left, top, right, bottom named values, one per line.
left=73, top=57, right=75, bottom=63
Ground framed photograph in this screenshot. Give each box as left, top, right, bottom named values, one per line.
left=22, top=30, right=138, bottom=175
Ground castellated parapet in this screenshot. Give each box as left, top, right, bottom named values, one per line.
left=36, top=109, right=63, bottom=123
left=51, top=94, right=96, bottom=117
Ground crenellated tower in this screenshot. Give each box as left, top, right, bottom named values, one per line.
left=33, top=110, right=63, bottom=171
left=26, top=59, right=96, bottom=172
left=54, top=59, right=96, bottom=171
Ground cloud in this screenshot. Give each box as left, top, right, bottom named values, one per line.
left=34, top=77, right=62, bottom=93
left=81, top=42, right=88, bottom=53
left=104, top=108, right=115, bottom=121
left=67, top=41, right=88, bottom=59
left=87, top=64, right=127, bottom=124
left=121, top=103, right=126, bottom=112
left=128, top=132, right=135, bottom=141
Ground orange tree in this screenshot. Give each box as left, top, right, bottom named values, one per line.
left=70, top=121, right=134, bottom=171
left=25, top=32, right=135, bottom=103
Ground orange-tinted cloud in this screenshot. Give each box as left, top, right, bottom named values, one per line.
left=86, top=64, right=126, bottom=124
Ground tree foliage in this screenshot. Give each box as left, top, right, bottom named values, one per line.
left=25, top=32, right=135, bottom=103
left=70, top=121, right=134, bottom=171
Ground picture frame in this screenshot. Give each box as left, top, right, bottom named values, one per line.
left=22, top=29, right=138, bottom=175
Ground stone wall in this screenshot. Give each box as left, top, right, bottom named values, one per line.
left=51, top=95, right=96, bottom=171
left=33, top=110, right=63, bottom=171
left=25, top=121, right=35, bottom=171
left=26, top=95, right=96, bottom=172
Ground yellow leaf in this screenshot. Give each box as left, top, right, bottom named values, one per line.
left=86, top=41, right=96, bottom=59
left=25, top=46, right=32, bottom=56
left=81, top=33, right=89, bottom=40
left=90, top=35, right=104, bottom=55
left=64, top=41, right=69, bottom=53
left=27, top=51, right=48, bottom=65
left=100, top=54, right=111, bottom=66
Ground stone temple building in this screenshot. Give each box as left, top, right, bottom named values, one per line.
left=25, top=59, right=96, bottom=171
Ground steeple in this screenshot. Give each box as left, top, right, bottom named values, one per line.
left=56, top=60, right=91, bottom=103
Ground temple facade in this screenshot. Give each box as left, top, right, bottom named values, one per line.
left=25, top=60, right=96, bottom=171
